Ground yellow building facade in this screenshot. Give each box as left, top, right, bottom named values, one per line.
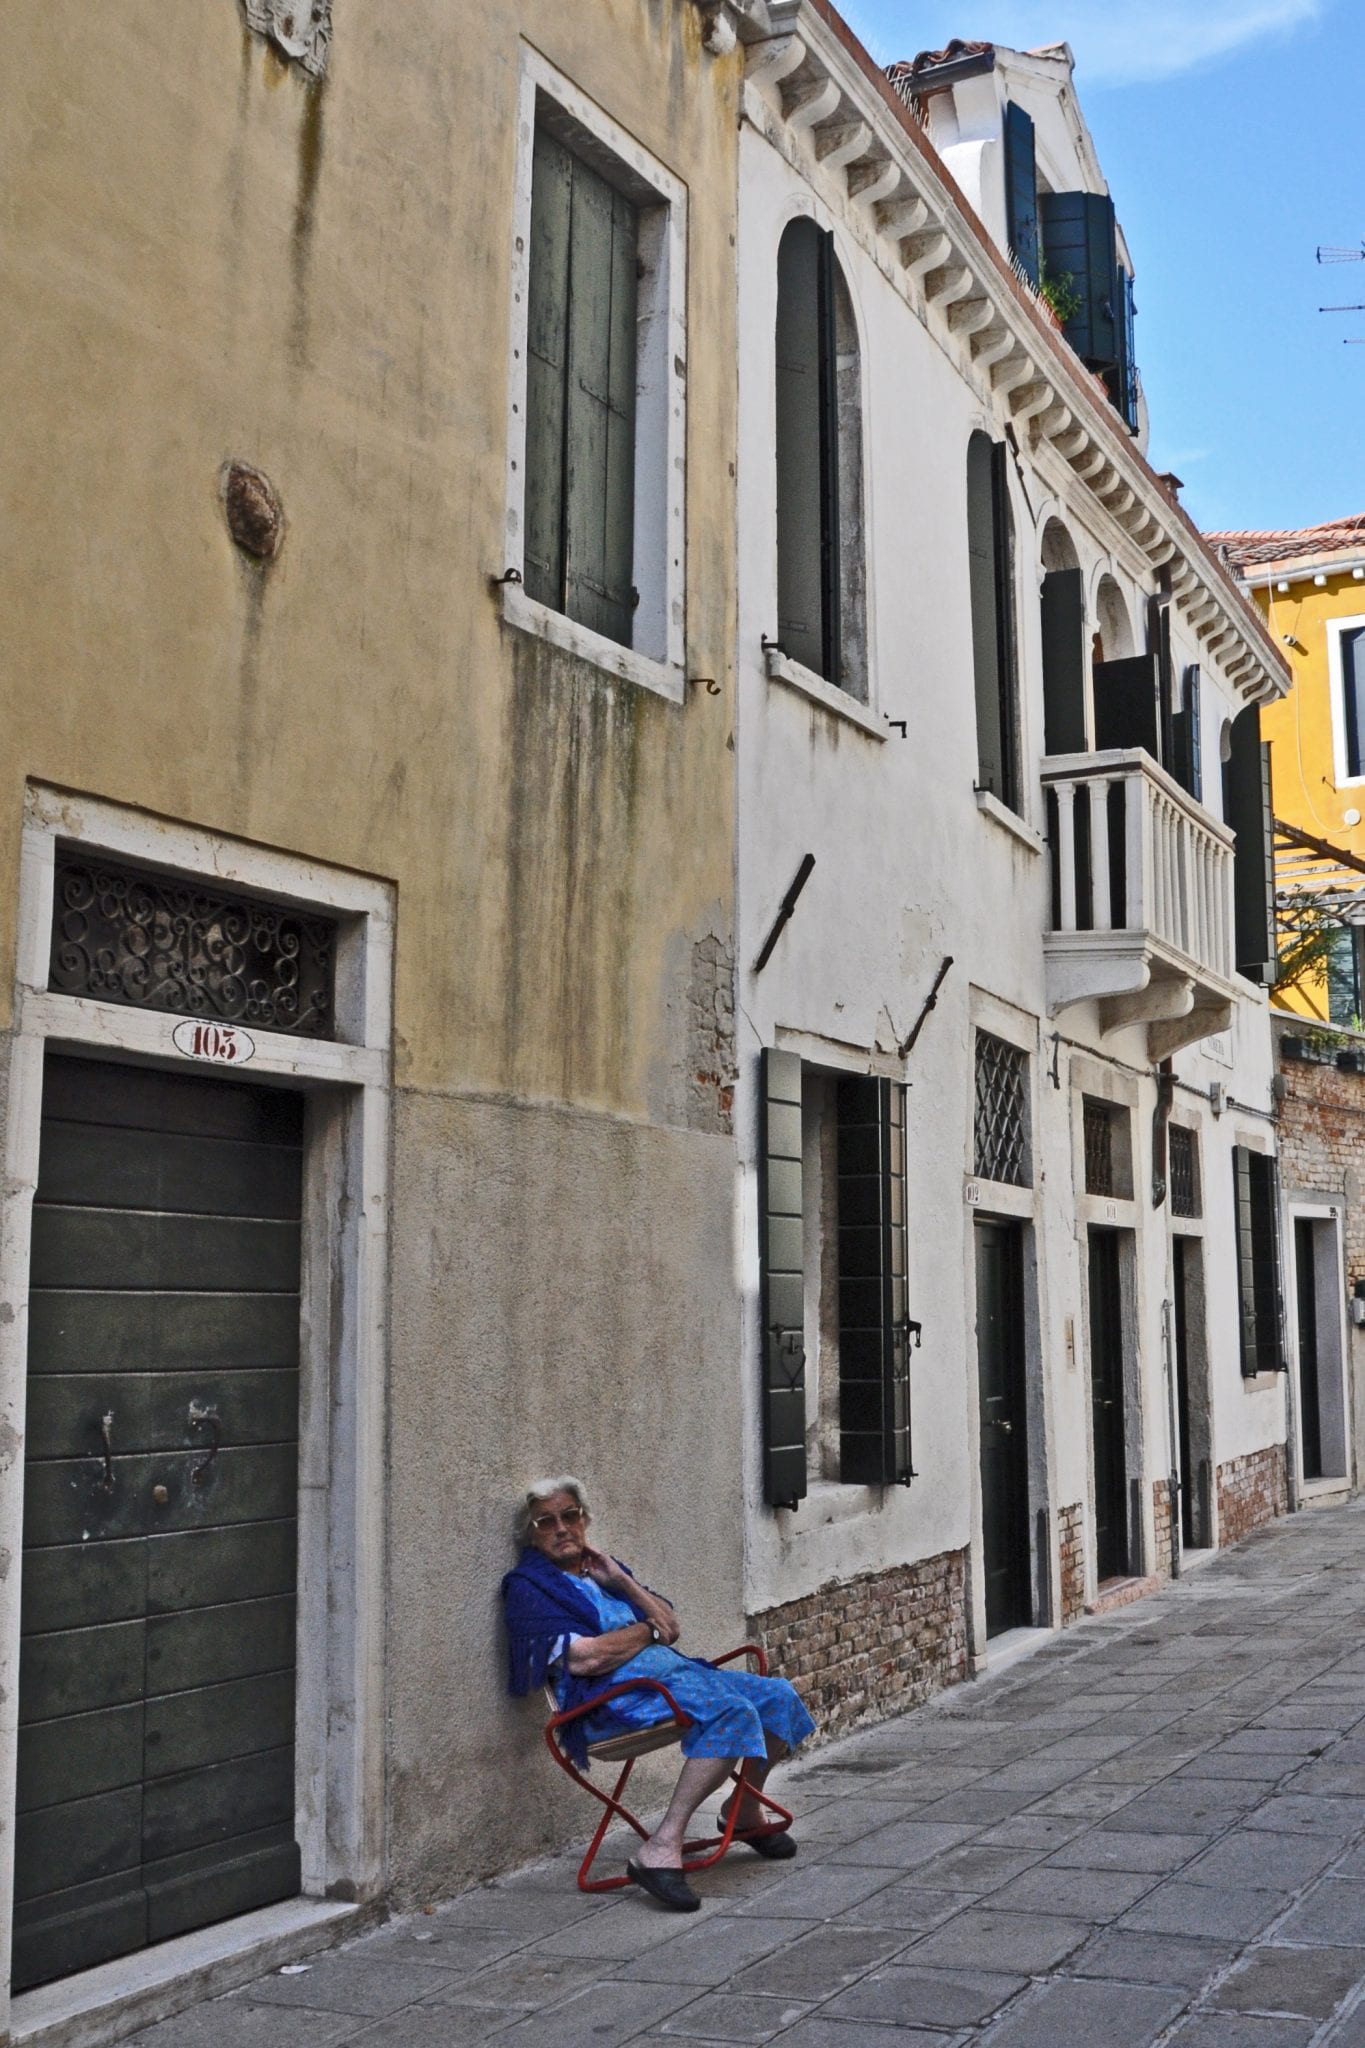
left=1212, top=517, right=1365, bottom=1020
left=0, top=0, right=747, bottom=2024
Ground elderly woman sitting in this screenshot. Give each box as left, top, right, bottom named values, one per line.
left=503, top=1475, right=815, bottom=1912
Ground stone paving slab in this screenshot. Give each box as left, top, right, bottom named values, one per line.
left=118, top=1495, right=1365, bottom=2048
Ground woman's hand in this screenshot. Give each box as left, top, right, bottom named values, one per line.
left=580, top=1543, right=631, bottom=1593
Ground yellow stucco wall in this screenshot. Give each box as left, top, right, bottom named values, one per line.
left=1254, top=571, right=1365, bottom=1018
left=0, top=1, right=741, bottom=1115
left=2, top=2, right=751, bottom=1897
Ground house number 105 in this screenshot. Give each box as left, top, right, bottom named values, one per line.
left=171, top=1019, right=256, bottom=1065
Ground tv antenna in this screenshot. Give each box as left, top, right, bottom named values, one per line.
left=1318, top=243, right=1365, bottom=339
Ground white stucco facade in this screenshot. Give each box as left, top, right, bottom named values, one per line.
left=734, top=4, right=1290, bottom=1660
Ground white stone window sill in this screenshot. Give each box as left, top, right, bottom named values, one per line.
left=975, top=787, right=1044, bottom=853
left=498, top=581, right=685, bottom=705
left=764, top=647, right=887, bottom=742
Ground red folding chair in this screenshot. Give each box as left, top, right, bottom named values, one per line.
left=543, top=1643, right=795, bottom=1892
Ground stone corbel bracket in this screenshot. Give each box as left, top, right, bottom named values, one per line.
left=742, top=0, right=1288, bottom=708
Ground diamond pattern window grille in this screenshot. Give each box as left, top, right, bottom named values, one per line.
left=1084, top=1100, right=1115, bottom=1196
left=974, top=1032, right=1029, bottom=1186
left=1170, top=1124, right=1201, bottom=1218
left=49, top=851, right=337, bottom=1038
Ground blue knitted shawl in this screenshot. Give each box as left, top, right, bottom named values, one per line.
left=501, top=1545, right=651, bottom=1767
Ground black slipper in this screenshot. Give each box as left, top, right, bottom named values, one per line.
left=627, top=1858, right=701, bottom=1911
left=720, top=1819, right=798, bottom=1859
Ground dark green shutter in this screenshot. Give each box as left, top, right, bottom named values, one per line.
left=1041, top=566, right=1086, bottom=755
left=1093, top=652, right=1161, bottom=757
left=1154, top=600, right=1175, bottom=771
left=1341, top=627, right=1365, bottom=777
left=523, top=126, right=637, bottom=648
left=1114, top=267, right=1138, bottom=430
left=835, top=1078, right=912, bottom=1487
left=1003, top=102, right=1040, bottom=286
left=1225, top=706, right=1276, bottom=982
left=759, top=1050, right=807, bottom=1509
left=968, top=436, right=1019, bottom=809
left=524, top=127, right=573, bottom=613
left=1040, top=191, right=1118, bottom=366
left=1233, top=1147, right=1283, bottom=1377
left=1171, top=665, right=1203, bottom=801
left=776, top=220, right=839, bottom=681
left=564, top=162, right=638, bottom=646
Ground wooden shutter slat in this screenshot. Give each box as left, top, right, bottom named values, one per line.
left=1039, top=190, right=1118, bottom=366
left=1234, top=1147, right=1283, bottom=1377
left=1342, top=627, right=1365, bottom=777
left=523, top=127, right=574, bottom=613
left=760, top=1050, right=807, bottom=1510
left=1093, top=652, right=1161, bottom=757
left=1003, top=101, right=1040, bottom=286
left=835, top=1078, right=912, bottom=1487
left=562, top=155, right=637, bottom=648
left=1225, top=706, right=1276, bottom=982
left=776, top=221, right=827, bottom=677
left=1041, top=566, right=1086, bottom=756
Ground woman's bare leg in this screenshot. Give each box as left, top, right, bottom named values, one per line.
left=635, top=1756, right=736, bottom=1868
left=729, top=1734, right=789, bottom=1829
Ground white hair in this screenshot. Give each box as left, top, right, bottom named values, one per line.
left=516, top=1474, right=588, bottom=1544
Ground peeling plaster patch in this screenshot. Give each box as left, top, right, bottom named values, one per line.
left=222, top=460, right=285, bottom=561
left=683, top=930, right=736, bottom=1135
left=241, top=0, right=331, bottom=78
left=0, top=1422, right=20, bottom=1473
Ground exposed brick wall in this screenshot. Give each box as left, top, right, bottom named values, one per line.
left=1275, top=1024, right=1365, bottom=1287
left=1152, top=1478, right=1175, bottom=1579
left=1217, top=1445, right=1289, bottom=1547
left=1058, top=1503, right=1085, bottom=1625
left=749, top=1549, right=967, bottom=1744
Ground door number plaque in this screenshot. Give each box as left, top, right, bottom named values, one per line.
left=171, top=1020, right=256, bottom=1066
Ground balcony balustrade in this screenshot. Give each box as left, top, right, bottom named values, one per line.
left=1041, top=749, right=1239, bottom=1057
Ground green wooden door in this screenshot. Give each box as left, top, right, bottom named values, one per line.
left=16, top=1056, right=303, bottom=1992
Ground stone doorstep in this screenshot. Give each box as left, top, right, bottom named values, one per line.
left=10, top=1898, right=364, bottom=2048
left=1085, top=1574, right=1161, bottom=1618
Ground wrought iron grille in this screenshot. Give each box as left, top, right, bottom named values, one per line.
left=49, top=852, right=337, bottom=1037
left=1084, top=1100, right=1116, bottom=1196
left=1170, top=1124, right=1201, bottom=1218
left=974, top=1032, right=1029, bottom=1186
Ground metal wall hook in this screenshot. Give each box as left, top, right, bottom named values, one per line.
left=188, top=1402, right=222, bottom=1486
left=96, top=1410, right=115, bottom=1493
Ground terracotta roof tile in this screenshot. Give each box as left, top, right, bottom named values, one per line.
left=1207, top=514, right=1365, bottom=570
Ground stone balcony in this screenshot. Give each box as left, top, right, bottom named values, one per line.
left=1041, top=748, right=1240, bottom=1057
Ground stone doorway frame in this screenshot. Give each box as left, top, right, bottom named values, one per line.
left=0, top=784, right=392, bottom=2035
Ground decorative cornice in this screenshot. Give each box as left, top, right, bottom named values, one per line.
left=742, top=0, right=1289, bottom=705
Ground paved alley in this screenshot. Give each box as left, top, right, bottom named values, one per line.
left=126, top=1498, right=1365, bottom=2048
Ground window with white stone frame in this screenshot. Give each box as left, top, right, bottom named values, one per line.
left=501, top=47, right=687, bottom=702
left=1327, top=614, right=1365, bottom=786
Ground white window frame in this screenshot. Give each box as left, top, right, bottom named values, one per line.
left=1326, top=612, right=1365, bottom=787
left=502, top=45, right=687, bottom=704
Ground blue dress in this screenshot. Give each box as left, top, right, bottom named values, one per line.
left=558, top=1579, right=816, bottom=1762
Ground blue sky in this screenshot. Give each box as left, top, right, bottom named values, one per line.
left=834, top=0, right=1363, bottom=535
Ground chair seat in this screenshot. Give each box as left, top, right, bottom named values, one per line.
left=586, top=1718, right=687, bottom=1764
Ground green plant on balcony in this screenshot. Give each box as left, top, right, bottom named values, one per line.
left=1039, top=264, right=1083, bottom=327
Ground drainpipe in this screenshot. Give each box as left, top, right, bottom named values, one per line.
left=1161, top=1294, right=1182, bottom=1580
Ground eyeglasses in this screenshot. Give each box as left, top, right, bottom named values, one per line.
left=530, top=1505, right=587, bottom=1532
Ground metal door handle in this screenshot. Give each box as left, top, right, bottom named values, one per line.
left=96, top=1410, right=115, bottom=1493
left=996, top=1419, right=1013, bottom=1434
left=189, top=1402, right=221, bottom=1485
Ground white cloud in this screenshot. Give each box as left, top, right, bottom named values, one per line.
left=857, top=0, right=1323, bottom=85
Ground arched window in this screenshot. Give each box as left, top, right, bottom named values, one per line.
left=775, top=220, right=866, bottom=699
left=967, top=432, right=1020, bottom=809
